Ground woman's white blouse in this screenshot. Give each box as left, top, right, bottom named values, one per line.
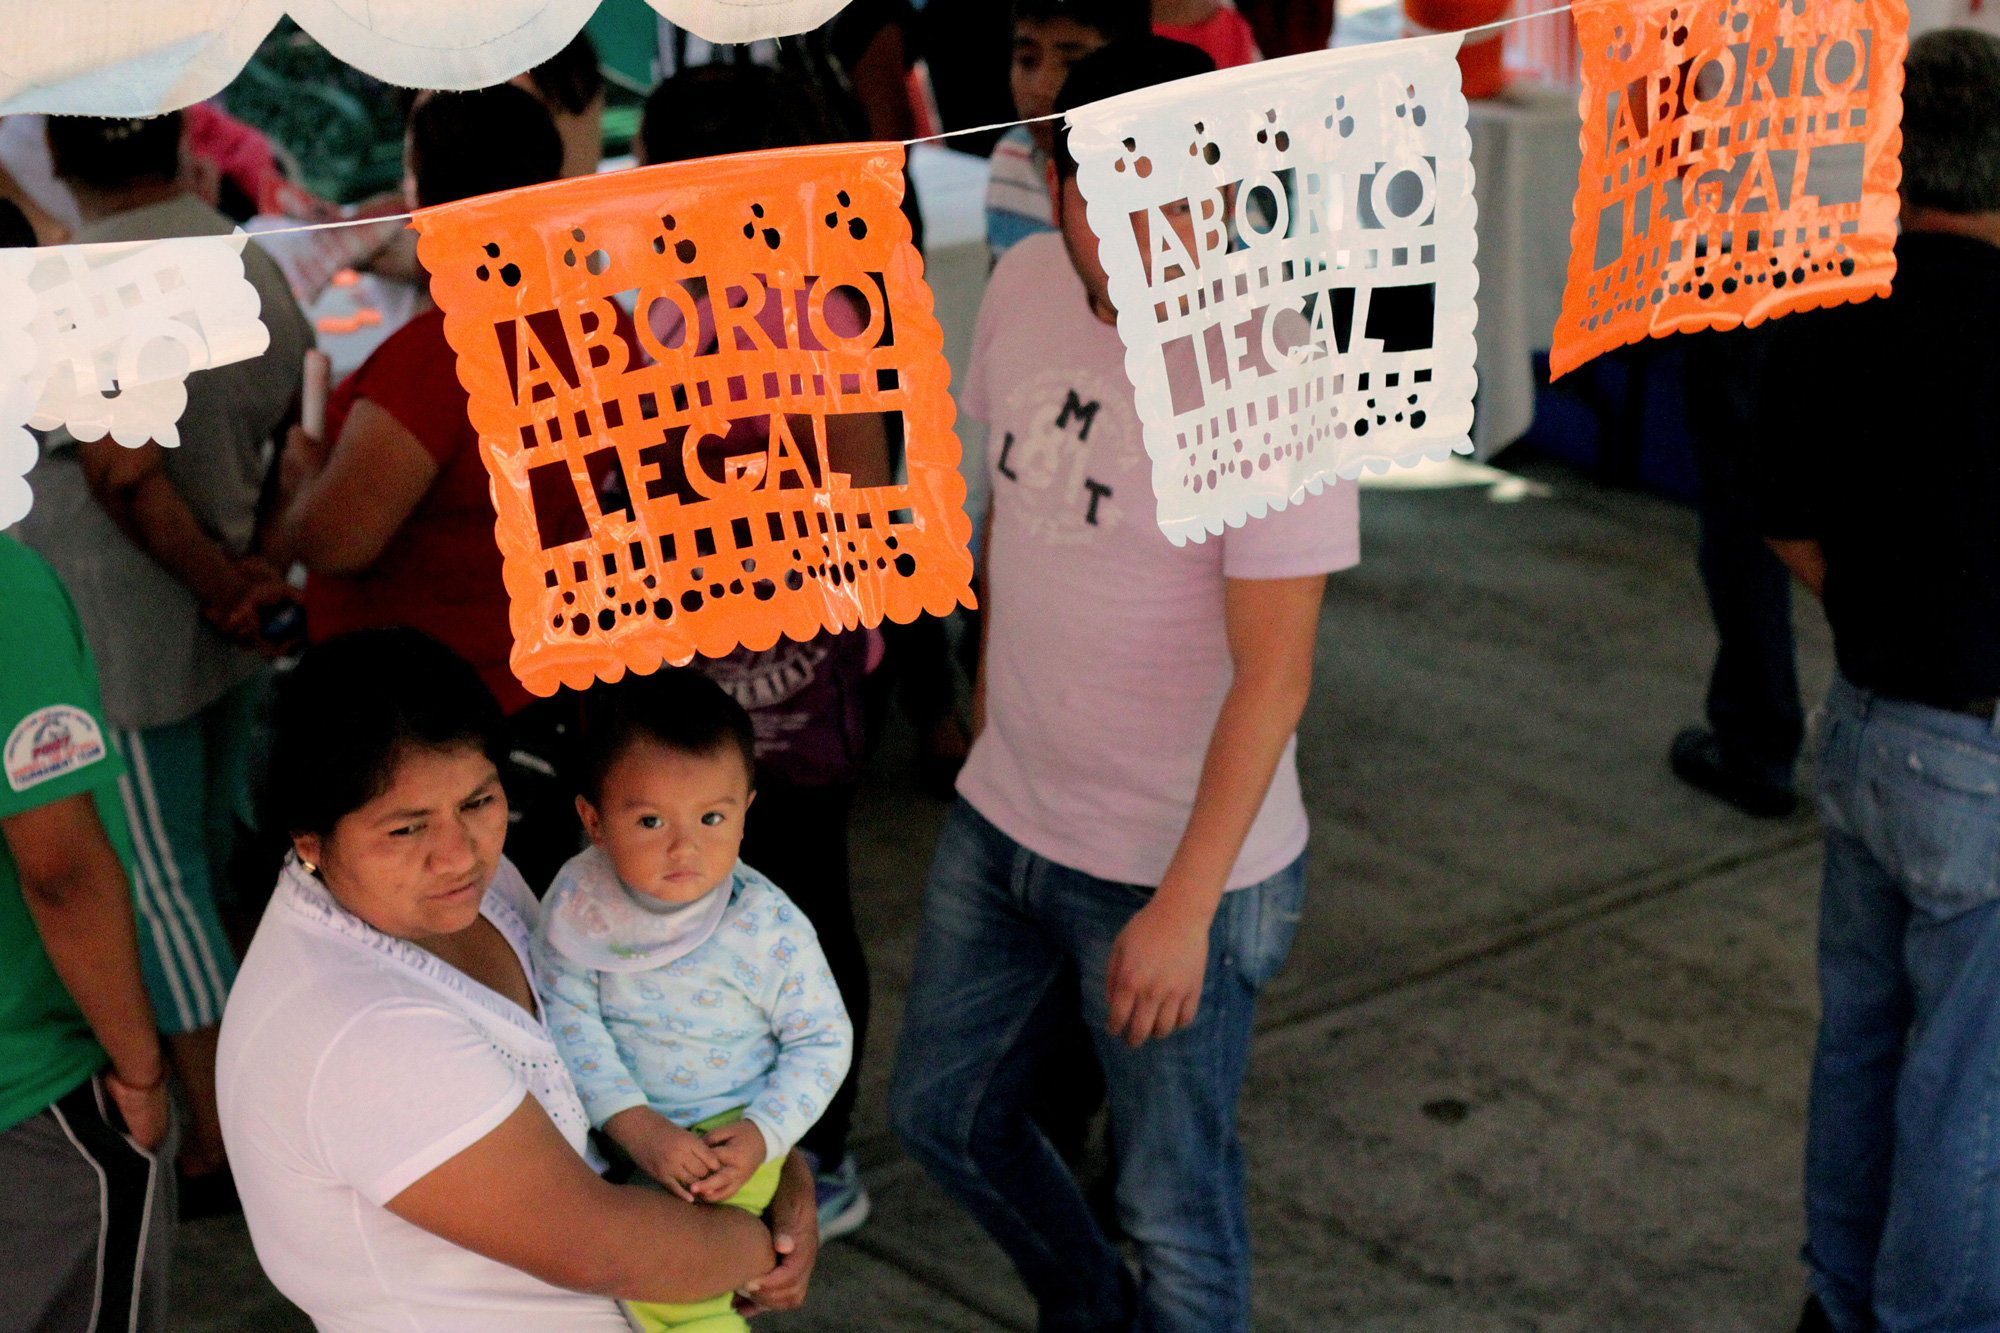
left=216, top=857, right=630, bottom=1332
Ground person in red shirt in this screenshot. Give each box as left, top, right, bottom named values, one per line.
left=265, top=85, right=583, bottom=888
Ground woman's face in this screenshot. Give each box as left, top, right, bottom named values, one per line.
left=296, top=744, right=508, bottom=943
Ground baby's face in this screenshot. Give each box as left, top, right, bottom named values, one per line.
left=578, top=739, right=753, bottom=906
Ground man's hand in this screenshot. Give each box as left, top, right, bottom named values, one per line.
left=603, top=1106, right=721, bottom=1202
left=694, top=1119, right=766, bottom=1202
left=1105, top=893, right=1213, bottom=1048
left=736, top=1150, right=818, bottom=1316
left=205, top=554, right=299, bottom=655
left=104, top=1068, right=171, bottom=1152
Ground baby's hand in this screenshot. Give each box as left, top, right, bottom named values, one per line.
left=604, top=1106, right=721, bottom=1201
left=652, top=1123, right=729, bottom=1199
left=692, top=1119, right=767, bottom=1202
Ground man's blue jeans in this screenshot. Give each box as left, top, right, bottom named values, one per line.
left=891, top=801, right=1305, bottom=1333
left=1807, top=673, right=2000, bottom=1332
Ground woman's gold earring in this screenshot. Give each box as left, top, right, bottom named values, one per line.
left=300, top=859, right=318, bottom=875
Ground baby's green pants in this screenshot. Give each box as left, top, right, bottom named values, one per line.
left=624, top=1110, right=783, bottom=1333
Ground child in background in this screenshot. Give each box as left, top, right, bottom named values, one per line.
left=534, top=669, right=852, bottom=1333
left=985, top=0, right=1150, bottom=263
left=1153, top=0, right=1263, bottom=67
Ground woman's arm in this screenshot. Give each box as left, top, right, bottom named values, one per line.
left=734, top=1149, right=818, bottom=1315
left=1103, top=573, right=1326, bottom=1047
left=386, top=1093, right=776, bottom=1304
left=265, top=400, right=439, bottom=573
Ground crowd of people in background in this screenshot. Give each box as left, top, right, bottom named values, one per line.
left=2, top=6, right=1999, bottom=1333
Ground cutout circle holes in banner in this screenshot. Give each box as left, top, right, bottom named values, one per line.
left=0, top=233, right=273, bottom=526
left=1067, top=35, right=1480, bottom=546
left=1551, top=0, right=1907, bottom=376
left=415, top=142, right=975, bottom=698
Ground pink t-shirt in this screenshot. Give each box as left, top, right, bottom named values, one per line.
left=958, top=232, right=1359, bottom=890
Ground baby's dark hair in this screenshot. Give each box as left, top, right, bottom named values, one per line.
left=578, top=668, right=756, bottom=804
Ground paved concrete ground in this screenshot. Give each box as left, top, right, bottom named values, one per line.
left=170, top=211, right=1836, bottom=1330
left=172, top=457, right=1836, bottom=1332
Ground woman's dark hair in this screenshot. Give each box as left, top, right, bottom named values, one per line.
left=267, top=628, right=507, bottom=837
left=577, top=668, right=756, bottom=804
left=1052, top=37, right=1214, bottom=182
left=46, top=113, right=183, bottom=191
left=1902, top=28, right=2000, bottom=215
left=638, top=64, right=843, bottom=165
left=528, top=30, right=606, bottom=116
left=409, top=86, right=565, bottom=208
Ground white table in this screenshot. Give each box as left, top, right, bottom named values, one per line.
left=1466, top=83, right=1583, bottom=456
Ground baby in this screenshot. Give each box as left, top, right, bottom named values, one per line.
left=533, top=667, right=851, bottom=1333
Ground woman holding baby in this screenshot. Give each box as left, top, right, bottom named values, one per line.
left=214, top=628, right=823, bottom=1331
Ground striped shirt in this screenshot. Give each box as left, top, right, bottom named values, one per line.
left=985, top=126, right=1056, bottom=262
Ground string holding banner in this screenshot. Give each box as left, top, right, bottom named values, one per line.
left=1068, top=35, right=1481, bottom=545
left=415, top=142, right=976, bottom=698
left=1550, top=0, right=1906, bottom=376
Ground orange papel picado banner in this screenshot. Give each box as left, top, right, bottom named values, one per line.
left=415, top=143, right=975, bottom=697
left=1551, top=0, right=1907, bottom=377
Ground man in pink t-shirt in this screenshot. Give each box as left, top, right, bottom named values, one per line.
left=890, top=37, right=1358, bottom=1333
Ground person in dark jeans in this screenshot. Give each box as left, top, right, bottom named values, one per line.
left=892, top=40, right=1355, bottom=1333
left=1750, top=29, right=2000, bottom=1333
left=1669, top=325, right=1802, bottom=818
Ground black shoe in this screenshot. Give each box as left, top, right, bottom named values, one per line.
left=1670, top=726, right=1797, bottom=818
left=1796, top=1294, right=1834, bottom=1333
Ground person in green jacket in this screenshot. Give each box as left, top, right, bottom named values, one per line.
left=0, top=534, right=175, bottom=1333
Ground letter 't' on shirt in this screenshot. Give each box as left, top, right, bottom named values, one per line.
left=957, top=232, right=1360, bottom=890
